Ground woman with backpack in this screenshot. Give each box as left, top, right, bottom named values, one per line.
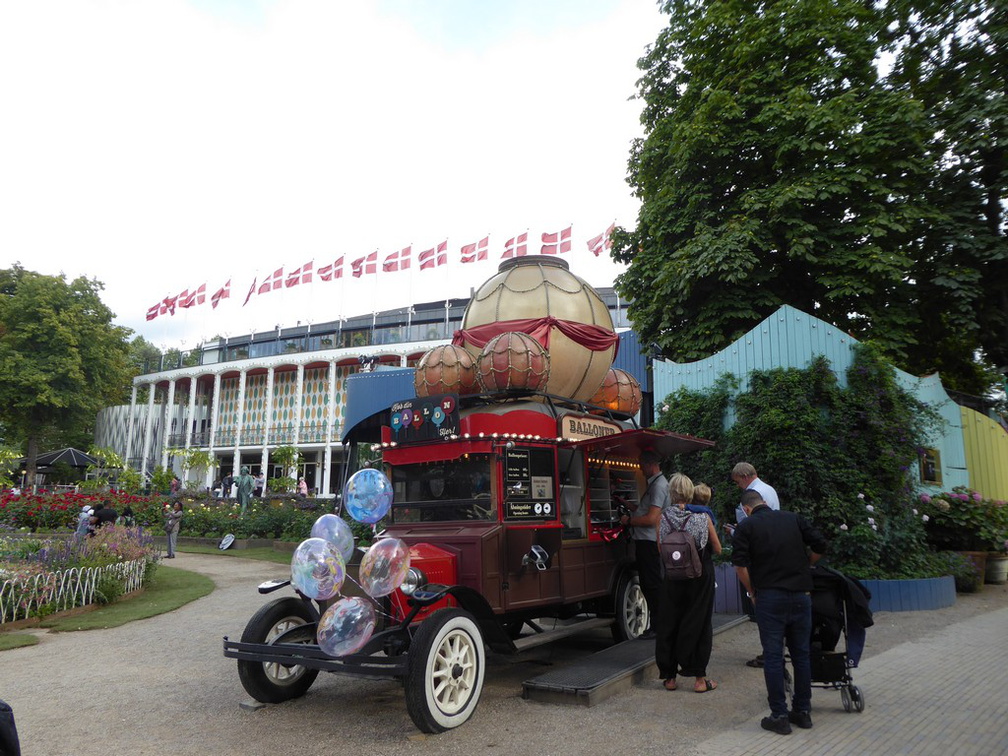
left=654, top=473, right=722, bottom=693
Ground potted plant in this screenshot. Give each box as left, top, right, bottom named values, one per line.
left=982, top=497, right=1008, bottom=584
left=986, top=540, right=1008, bottom=584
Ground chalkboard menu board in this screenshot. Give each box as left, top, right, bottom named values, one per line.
left=389, top=394, right=460, bottom=444
left=504, top=447, right=556, bottom=520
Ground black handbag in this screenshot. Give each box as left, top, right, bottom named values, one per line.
left=0, top=698, right=21, bottom=756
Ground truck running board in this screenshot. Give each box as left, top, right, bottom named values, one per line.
left=512, top=617, right=614, bottom=652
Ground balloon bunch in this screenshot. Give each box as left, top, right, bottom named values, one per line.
left=289, top=468, right=411, bottom=658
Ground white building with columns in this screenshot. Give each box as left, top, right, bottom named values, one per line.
left=94, top=289, right=632, bottom=496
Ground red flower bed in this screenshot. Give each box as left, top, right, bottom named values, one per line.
left=0, top=492, right=171, bottom=532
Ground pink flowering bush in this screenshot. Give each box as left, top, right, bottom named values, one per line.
left=918, top=488, right=1008, bottom=552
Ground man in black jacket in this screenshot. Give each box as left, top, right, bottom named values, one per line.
left=732, top=489, right=828, bottom=735
left=93, top=500, right=118, bottom=530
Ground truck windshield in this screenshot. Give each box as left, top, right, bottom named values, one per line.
left=389, top=454, right=495, bottom=523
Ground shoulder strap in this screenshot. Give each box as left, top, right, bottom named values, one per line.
left=661, top=507, right=692, bottom=531
left=641, top=475, right=659, bottom=504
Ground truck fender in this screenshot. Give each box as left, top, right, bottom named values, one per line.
left=443, top=585, right=515, bottom=654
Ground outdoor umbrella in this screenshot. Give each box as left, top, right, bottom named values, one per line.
left=30, top=448, right=100, bottom=469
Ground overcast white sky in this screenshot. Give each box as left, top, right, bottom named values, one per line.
left=0, top=0, right=667, bottom=350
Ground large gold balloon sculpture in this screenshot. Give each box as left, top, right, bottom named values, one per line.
left=456, top=257, right=616, bottom=402
left=412, top=256, right=634, bottom=411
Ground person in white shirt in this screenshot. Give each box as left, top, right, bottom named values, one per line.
left=731, top=461, right=779, bottom=524
left=729, top=461, right=781, bottom=668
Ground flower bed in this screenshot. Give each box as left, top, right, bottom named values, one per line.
left=0, top=525, right=159, bottom=623
left=0, top=492, right=373, bottom=545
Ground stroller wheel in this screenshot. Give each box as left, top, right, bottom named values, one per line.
left=841, top=686, right=852, bottom=712
left=850, top=685, right=865, bottom=713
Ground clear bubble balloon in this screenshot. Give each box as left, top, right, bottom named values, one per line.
left=359, top=537, right=411, bottom=598
left=317, top=596, right=376, bottom=657
left=344, top=468, right=394, bottom=524
left=290, top=537, right=345, bottom=601
left=310, top=513, right=355, bottom=563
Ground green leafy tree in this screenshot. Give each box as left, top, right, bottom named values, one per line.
left=884, top=0, right=1008, bottom=386
left=149, top=465, right=174, bottom=495
left=0, top=446, right=21, bottom=487
left=615, top=0, right=1002, bottom=393
left=270, top=445, right=302, bottom=492
left=128, top=335, right=162, bottom=376
left=169, top=447, right=213, bottom=489
left=0, top=266, right=132, bottom=484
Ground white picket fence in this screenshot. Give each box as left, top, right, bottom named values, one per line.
left=0, top=559, right=148, bottom=624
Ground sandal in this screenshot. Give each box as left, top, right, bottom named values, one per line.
left=694, top=679, right=718, bottom=693
left=663, top=678, right=677, bottom=691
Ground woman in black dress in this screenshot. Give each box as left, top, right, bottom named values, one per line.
left=655, top=473, right=722, bottom=692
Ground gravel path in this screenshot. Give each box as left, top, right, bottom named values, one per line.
left=3, top=552, right=1005, bottom=756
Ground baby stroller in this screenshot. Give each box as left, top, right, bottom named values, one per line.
left=807, top=564, right=873, bottom=713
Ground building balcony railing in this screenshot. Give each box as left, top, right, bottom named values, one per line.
left=174, top=424, right=335, bottom=449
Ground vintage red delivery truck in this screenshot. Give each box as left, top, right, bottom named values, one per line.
left=224, top=257, right=712, bottom=732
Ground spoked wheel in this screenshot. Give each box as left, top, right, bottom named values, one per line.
left=841, top=685, right=852, bottom=712
left=405, top=608, right=486, bottom=733
left=612, top=570, right=649, bottom=641
left=237, top=597, right=320, bottom=703
left=850, top=684, right=865, bottom=713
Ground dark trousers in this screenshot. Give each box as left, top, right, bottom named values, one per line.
left=655, top=556, right=716, bottom=678
left=755, top=589, right=813, bottom=718
left=633, top=539, right=662, bottom=629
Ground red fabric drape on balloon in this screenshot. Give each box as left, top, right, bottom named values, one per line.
left=452, top=316, right=619, bottom=356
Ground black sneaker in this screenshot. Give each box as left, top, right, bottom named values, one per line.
left=761, top=716, right=792, bottom=735
left=788, top=710, right=813, bottom=729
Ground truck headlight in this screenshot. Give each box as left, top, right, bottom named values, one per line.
left=400, top=567, right=427, bottom=596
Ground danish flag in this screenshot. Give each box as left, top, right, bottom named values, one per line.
left=460, top=236, right=489, bottom=264
left=418, top=241, right=448, bottom=270
left=383, top=246, right=412, bottom=272
left=317, top=256, right=344, bottom=281
left=541, top=226, right=571, bottom=255
left=351, top=251, right=378, bottom=278
left=258, top=268, right=284, bottom=294
left=587, top=223, right=615, bottom=257
left=501, top=232, right=528, bottom=259
left=285, top=261, right=314, bottom=287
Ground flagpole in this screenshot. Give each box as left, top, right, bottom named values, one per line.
left=443, top=238, right=450, bottom=338
left=371, top=252, right=379, bottom=342
left=407, top=242, right=414, bottom=339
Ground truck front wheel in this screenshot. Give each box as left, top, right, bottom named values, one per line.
left=405, top=608, right=486, bottom=733
left=237, top=597, right=320, bottom=703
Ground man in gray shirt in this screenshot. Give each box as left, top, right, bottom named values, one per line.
left=619, top=449, right=669, bottom=639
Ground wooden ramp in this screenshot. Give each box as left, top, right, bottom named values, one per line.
left=521, top=614, right=747, bottom=707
